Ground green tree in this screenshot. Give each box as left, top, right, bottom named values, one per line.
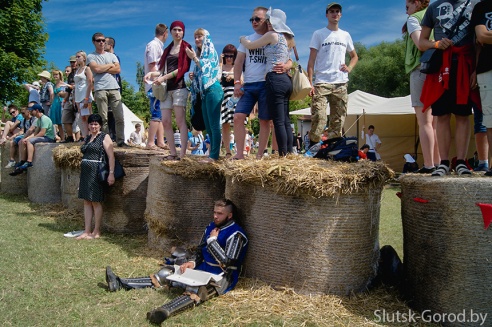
left=349, top=39, right=408, bottom=97
left=0, top=0, right=48, bottom=104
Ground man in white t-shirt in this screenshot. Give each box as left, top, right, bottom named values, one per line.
left=87, top=32, right=126, bottom=147
left=361, top=125, right=382, bottom=161
left=144, top=24, right=168, bottom=150
left=307, top=2, right=358, bottom=147
left=233, top=6, right=291, bottom=159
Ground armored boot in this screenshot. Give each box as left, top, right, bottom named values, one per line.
left=106, top=266, right=154, bottom=292
left=146, top=295, right=196, bottom=324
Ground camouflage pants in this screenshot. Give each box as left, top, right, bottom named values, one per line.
left=309, top=83, right=348, bottom=142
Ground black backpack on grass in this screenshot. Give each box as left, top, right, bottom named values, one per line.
left=314, top=136, right=359, bottom=162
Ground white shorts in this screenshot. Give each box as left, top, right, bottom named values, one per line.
left=160, top=88, right=189, bottom=109
left=410, top=68, right=426, bottom=107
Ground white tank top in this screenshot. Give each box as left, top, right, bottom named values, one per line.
left=74, top=67, right=93, bottom=103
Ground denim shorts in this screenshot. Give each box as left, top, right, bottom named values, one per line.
left=235, top=81, right=270, bottom=120
left=147, top=91, right=162, bottom=121
left=13, top=135, right=24, bottom=145
left=473, top=106, right=486, bottom=134
left=29, top=136, right=55, bottom=145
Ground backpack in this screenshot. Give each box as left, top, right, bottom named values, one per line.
left=313, top=136, right=359, bottom=162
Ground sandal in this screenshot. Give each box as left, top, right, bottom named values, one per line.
left=157, top=144, right=169, bottom=150
left=431, top=164, right=450, bottom=177
left=455, top=163, right=471, bottom=176
left=225, top=153, right=232, bottom=158
left=145, top=145, right=164, bottom=151
left=163, top=154, right=180, bottom=161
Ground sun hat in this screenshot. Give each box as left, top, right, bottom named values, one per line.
left=266, top=8, right=294, bottom=36
left=404, top=154, right=416, bottom=163
left=326, top=2, right=342, bottom=12
left=37, top=70, right=51, bottom=80
left=69, top=55, right=76, bottom=62
left=32, top=81, right=40, bottom=87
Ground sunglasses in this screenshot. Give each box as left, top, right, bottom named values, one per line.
left=249, top=16, right=262, bottom=23
left=224, top=55, right=234, bottom=58
left=94, top=39, right=105, bottom=43
left=9, top=111, right=16, bottom=115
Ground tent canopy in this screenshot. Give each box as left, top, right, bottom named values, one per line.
left=289, top=90, right=413, bottom=116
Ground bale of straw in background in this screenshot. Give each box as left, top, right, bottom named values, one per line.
left=145, top=157, right=225, bottom=251
left=401, top=174, right=492, bottom=324
left=223, top=156, right=393, bottom=295
left=60, top=167, right=83, bottom=211
left=1, top=141, right=28, bottom=195
left=28, top=143, right=61, bottom=203
left=52, top=145, right=82, bottom=169
left=103, top=149, right=156, bottom=234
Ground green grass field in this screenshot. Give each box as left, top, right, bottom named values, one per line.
left=0, top=186, right=415, bottom=327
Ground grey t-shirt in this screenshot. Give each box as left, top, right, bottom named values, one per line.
left=87, top=51, right=120, bottom=91
left=421, top=0, right=478, bottom=46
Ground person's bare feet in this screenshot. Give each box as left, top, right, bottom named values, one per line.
left=91, top=233, right=100, bottom=239
left=75, top=232, right=91, bottom=240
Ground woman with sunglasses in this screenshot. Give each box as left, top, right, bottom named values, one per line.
left=145, top=21, right=192, bottom=160
left=240, top=8, right=295, bottom=156
left=186, top=28, right=223, bottom=162
left=219, top=44, right=238, bottom=157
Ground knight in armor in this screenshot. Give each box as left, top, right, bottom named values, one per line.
left=104, top=199, right=248, bottom=324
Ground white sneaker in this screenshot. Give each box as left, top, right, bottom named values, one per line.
left=63, top=230, right=85, bottom=238
left=5, top=160, right=16, bottom=168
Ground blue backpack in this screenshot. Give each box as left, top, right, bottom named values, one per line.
left=314, top=136, right=359, bottom=162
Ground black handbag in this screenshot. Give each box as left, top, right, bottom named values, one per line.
left=97, top=148, right=125, bottom=184
left=190, top=94, right=206, bottom=131
left=420, top=49, right=442, bottom=74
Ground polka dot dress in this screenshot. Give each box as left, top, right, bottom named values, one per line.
left=78, top=132, right=107, bottom=202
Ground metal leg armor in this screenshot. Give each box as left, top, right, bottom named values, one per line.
left=146, top=285, right=219, bottom=324
left=106, top=266, right=153, bottom=292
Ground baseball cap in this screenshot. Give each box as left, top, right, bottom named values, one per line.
left=326, top=2, right=342, bottom=12
left=29, top=104, right=43, bottom=111
left=69, top=55, right=76, bottom=62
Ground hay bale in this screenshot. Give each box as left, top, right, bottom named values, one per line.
left=28, top=142, right=61, bottom=203
left=0, top=140, right=28, bottom=195
left=401, top=174, right=492, bottom=325
left=60, top=167, right=83, bottom=211
left=223, top=156, right=393, bottom=295
left=102, top=149, right=156, bottom=234
left=145, top=157, right=225, bottom=251
left=52, top=145, right=82, bottom=169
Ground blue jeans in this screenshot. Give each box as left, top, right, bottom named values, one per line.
left=147, top=90, right=162, bottom=121
left=202, top=82, right=224, bottom=160
left=266, top=72, right=293, bottom=156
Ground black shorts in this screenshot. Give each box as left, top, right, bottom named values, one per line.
left=431, top=57, right=473, bottom=117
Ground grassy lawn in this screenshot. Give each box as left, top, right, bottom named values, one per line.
left=0, top=186, right=421, bottom=327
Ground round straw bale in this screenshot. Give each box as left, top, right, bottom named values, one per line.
left=0, top=141, right=28, bottom=195
left=145, top=157, right=225, bottom=251
left=28, top=142, right=61, bottom=203
left=60, top=167, right=83, bottom=211
left=52, top=145, right=82, bottom=169
left=102, top=149, right=156, bottom=234
left=223, top=157, right=391, bottom=295
left=400, top=174, right=492, bottom=323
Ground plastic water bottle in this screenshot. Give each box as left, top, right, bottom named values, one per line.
left=304, top=141, right=323, bottom=157
left=226, top=96, right=240, bottom=110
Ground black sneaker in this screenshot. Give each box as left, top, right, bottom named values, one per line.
left=417, top=166, right=436, bottom=174
left=117, top=142, right=130, bottom=148
left=14, top=160, right=26, bottom=168
left=485, top=169, right=492, bottom=176
left=105, top=266, right=121, bottom=292
left=9, top=167, right=24, bottom=176
left=60, top=136, right=75, bottom=143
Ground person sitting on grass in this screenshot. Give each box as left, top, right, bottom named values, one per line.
left=105, top=199, right=248, bottom=324
left=9, top=104, right=55, bottom=176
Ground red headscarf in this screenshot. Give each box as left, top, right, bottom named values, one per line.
left=158, top=21, right=191, bottom=82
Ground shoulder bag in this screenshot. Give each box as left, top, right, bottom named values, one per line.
left=290, top=46, right=311, bottom=101
left=420, top=0, right=470, bottom=74
left=97, top=139, right=125, bottom=184
left=152, top=58, right=168, bottom=101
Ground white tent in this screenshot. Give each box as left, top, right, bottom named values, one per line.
left=291, top=90, right=476, bottom=172
left=123, top=103, right=143, bottom=144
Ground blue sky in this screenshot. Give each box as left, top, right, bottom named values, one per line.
left=42, top=0, right=406, bottom=90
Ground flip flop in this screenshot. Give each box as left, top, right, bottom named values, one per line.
left=145, top=145, right=164, bottom=151
left=163, top=154, right=180, bottom=161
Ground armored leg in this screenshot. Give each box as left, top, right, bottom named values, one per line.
left=146, top=285, right=219, bottom=324
left=106, top=266, right=174, bottom=292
